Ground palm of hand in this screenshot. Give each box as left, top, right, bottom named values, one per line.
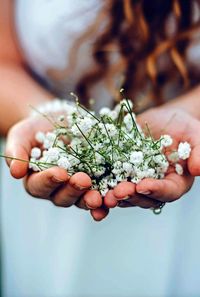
left=104, top=107, right=199, bottom=212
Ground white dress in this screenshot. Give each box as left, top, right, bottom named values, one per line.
left=1, top=1, right=200, bottom=296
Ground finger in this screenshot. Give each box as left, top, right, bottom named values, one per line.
left=5, top=118, right=51, bottom=178
left=104, top=190, right=118, bottom=208
left=136, top=173, right=194, bottom=202
left=185, top=122, right=200, bottom=176
left=113, top=181, right=135, bottom=200
left=75, top=196, right=89, bottom=210
left=52, top=172, right=92, bottom=207
left=83, top=190, right=102, bottom=209
left=7, top=146, right=29, bottom=179
left=118, top=195, right=161, bottom=209
left=188, top=144, right=200, bottom=176
left=24, top=167, right=70, bottom=198
left=90, top=207, right=109, bottom=221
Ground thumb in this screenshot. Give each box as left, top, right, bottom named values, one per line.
left=186, top=119, right=200, bottom=176
left=5, top=125, right=31, bottom=179
left=5, top=145, right=29, bottom=179
left=188, top=144, right=200, bottom=176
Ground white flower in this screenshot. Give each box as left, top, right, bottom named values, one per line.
left=110, top=110, right=118, bottom=120
left=178, top=142, right=191, bottom=160
left=35, top=131, right=45, bottom=143
left=134, top=168, right=146, bottom=180
left=153, top=155, right=166, bottom=165
left=100, top=188, right=109, bottom=197
left=94, top=167, right=106, bottom=177
left=124, top=113, right=135, bottom=131
left=68, top=155, right=80, bottom=167
left=98, top=123, right=117, bottom=137
left=131, top=177, right=141, bottom=184
left=112, top=161, right=123, bottom=175
left=114, top=161, right=122, bottom=168
left=122, top=162, right=134, bottom=175
left=120, top=99, right=133, bottom=110
left=31, top=147, right=41, bottom=159
left=29, top=98, right=192, bottom=197
left=168, top=151, right=179, bottom=163
left=93, top=143, right=103, bottom=150
left=56, top=140, right=65, bottom=149
left=161, top=135, right=173, bottom=147
left=175, top=163, right=183, bottom=175
left=56, top=127, right=67, bottom=135
left=95, top=152, right=105, bottom=164
left=99, top=107, right=111, bottom=116
left=29, top=158, right=41, bottom=172
left=130, top=151, right=144, bottom=165
left=58, top=115, right=65, bottom=122
left=46, top=147, right=60, bottom=161
left=107, top=178, right=118, bottom=188
left=115, top=174, right=124, bottom=182
left=57, top=157, right=71, bottom=170
left=145, top=168, right=156, bottom=178
left=43, top=132, right=57, bottom=149
left=157, top=160, right=169, bottom=173
left=71, top=117, right=94, bottom=136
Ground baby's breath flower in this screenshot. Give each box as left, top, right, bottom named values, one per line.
left=107, top=178, right=118, bottom=188
left=178, top=142, right=191, bottom=160
left=58, top=115, right=65, bottom=122
left=29, top=158, right=41, bottom=172
left=99, top=107, right=111, bottom=117
left=124, top=113, right=135, bottom=131
left=161, top=135, right=173, bottom=147
left=44, top=132, right=57, bottom=149
left=120, top=99, right=133, bottom=110
left=168, top=151, right=179, bottom=163
left=57, top=157, right=71, bottom=170
left=29, top=97, right=191, bottom=197
left=94, top=167, right=106, bottom=177
left=130, top=151, right=144, bottom=165
left=100, top=188, right=109, bottom=197
left=175, top=163, right=183, bottom=175
left=122, top=162, right=134, bottom=175
left=31, top=147, right=41, bottom=159
left=35, top=131, right=45, bottom=143
left=46, top=147, right=60, bottom=161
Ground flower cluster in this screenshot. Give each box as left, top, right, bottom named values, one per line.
left=29, top=97, right=191, bottom=197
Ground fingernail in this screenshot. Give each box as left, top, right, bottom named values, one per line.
left=86, top=203, right=96, bottom=210
left=72, top=184, right=90, bottom=191
left=137, top=191, right=152, bottom=195
left=52, top=176, right=65, bottom=183
left=121, top=195, right=130, bottom=200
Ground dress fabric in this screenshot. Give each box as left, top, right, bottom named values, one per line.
left=1, top=1, right=200, bottom=296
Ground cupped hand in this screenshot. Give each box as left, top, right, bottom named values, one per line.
left=104, top=106, right=199, bottom=209
left=5, top=116, right=107, bottom=220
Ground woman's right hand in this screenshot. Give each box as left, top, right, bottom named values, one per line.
left=5, top=116, right=109, bottom=220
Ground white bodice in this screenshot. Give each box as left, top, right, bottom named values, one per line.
left=15, top=0, right=111, bottom=108
left=15, top=0, right=101, bottom=76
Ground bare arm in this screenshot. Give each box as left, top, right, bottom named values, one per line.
left=0, top=0, right=53, bottom=136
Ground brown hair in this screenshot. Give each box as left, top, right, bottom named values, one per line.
left=48, top=0, right=200, bottom=111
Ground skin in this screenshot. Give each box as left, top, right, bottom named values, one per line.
left=1, top=0, right=200, bottom=221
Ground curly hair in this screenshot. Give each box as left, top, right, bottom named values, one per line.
left=48, top=0, right=200, bottom=111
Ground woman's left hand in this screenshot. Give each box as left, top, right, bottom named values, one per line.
left=104, top=106, right=200, bottom=210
